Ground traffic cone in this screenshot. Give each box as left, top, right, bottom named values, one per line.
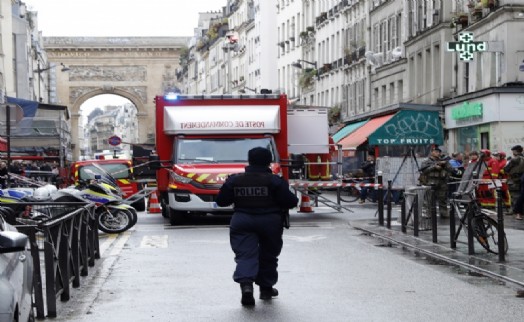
left=148, top=190, right=162, bottom=214
left=298, top=194, right=314, bottom=213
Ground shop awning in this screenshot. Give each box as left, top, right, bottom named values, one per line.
left=331, top=120, right=368, bottom=143
left=368, top=110, right=443, bottom=145
left=338, top=114, right=394, bottom=149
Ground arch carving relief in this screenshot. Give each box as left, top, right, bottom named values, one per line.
left=45, top=36, right=189, bottom=160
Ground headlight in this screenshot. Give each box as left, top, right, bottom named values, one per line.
left=169, top=171, right=192, bottom=184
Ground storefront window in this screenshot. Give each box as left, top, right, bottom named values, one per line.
left=456, top=126, right=479, bottom=154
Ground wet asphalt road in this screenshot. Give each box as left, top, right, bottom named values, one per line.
left=51, top=204, right=523, bottom=322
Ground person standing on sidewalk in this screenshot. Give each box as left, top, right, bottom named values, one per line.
left=216, top=147, right=299, bottom=306
left=419, top=147, right=453, bottom=218
left=513, top=172, right=524, bottom=220
left=505, top=145, right=524, bottom=220
left=0, top=161, right=8, bottom=188
left=493, top=151, right=511, bottom=209
left=448, top=152, right=464, bottom=197
left=359, top=154, right=376, bottom=204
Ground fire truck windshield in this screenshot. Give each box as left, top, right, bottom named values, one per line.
left=175, top=138, right=277, bottom=164
left=79, top=163, right=130, bottom=180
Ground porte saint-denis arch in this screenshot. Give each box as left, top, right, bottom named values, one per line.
left=45, top=37, right=189, bottom=160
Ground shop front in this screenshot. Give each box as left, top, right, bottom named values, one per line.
left=332, top=107, right=444, bottom=174
left=444, top=90, right=524, bottom=155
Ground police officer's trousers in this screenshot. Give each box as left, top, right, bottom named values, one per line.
left=229, top=212, right=283, bottom=287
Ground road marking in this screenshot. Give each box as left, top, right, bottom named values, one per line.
left=190, top=239, right=229, bottom=244
left=289, top=221, right=334, bottom=228
left=284, top=235, right=327, bottom=242
left=99, top=234, right=118, bottom=256
left=109, top=232, right=131, bottom=256
left=140, top=235, right=168, bottom=248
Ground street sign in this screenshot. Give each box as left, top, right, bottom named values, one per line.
left=108, top=135, right=122, bottom=146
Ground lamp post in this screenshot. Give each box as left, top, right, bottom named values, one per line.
left=33, top=62, right=70, bottom=102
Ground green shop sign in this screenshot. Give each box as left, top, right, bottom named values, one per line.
left=447, top=32, right=486, bottom=62
left=451, top=102, right=483, bottom=120
left=368, top=110, right=443, bottom=146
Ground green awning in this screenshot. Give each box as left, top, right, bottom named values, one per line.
left=331, top=120, right=368, bottom=143
left=368, top=110, right=443, bottom=145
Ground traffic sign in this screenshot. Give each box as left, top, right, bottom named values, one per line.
left=108, top=135, right=122, bottom=146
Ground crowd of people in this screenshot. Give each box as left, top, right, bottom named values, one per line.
left=419, top=145, right=524, bottom=221
left=0, top=160, right=60, bottom=188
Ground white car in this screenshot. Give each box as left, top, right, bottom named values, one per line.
left=0, top=212, right=34, bottom=322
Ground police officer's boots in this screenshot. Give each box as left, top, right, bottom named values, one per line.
left=260, top=286, right=279, bottom=300
left=240, top=282, right=255, bottom=306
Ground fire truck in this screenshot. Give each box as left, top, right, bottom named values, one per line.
left=152, top=93, right=329, bottom=225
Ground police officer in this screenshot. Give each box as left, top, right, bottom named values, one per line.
left=504, top=145, right=524, bottom=220
left=419, top=147, right=454, bottom=218
left=216, top=147, right=298, bottom=306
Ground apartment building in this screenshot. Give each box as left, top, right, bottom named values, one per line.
left=176, top=0, right=524, bottom=156
left=443, top=0, right=524, bottom=153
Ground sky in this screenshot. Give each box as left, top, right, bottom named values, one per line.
left=24, top=0, right=225, bottom=37
left=23, top=0, right=225, bottom=115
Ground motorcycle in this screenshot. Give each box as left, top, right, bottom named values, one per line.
left=0, top=184, right=58, bottom=224
left=52, top=166, right=137, bottom=234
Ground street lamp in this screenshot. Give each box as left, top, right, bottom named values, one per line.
left=291, top=59, right=317, bottom=70
left=33, top=63, right=70, bottom=102
left=291, top=59, right=319, bottom=80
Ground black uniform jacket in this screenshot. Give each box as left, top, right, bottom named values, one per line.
left=216, top=165, right=299, bottom=214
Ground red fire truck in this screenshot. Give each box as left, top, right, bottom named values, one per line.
left=153, top=93, right=330, bottom=225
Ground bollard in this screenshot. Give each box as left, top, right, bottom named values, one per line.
left=401, top=194, right=406, bottom=233
left=449, top=194, right=457, bottom=249
left=430, top=185, right=438, bottom=243
left=413, top=193, right=419, bottom=237
left=386, top=180, right=392, bottom=229
left=496, top=187, right=506, bottom=262
left=467, top=205, right=475, bottom=255
left=377, top=172, right=384, bottom=226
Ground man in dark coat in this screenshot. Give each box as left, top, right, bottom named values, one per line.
left=216, top=147, right=299, bottom=306
left=505, top=145, right=524, bottom=219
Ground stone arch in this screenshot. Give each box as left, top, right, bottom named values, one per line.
left=71, top=88, right=145, bottom=117
left=43, top=36, right=189, bottom=160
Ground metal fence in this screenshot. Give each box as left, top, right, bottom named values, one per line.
left=7, top=202, right=100, bottom=319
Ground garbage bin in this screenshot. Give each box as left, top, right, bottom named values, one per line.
left=404, top=185, right=432, bottom=231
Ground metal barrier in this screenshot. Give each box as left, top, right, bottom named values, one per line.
left=11, top=202, right=99, bottom=319
left=401, top=186, right=433, bottom=236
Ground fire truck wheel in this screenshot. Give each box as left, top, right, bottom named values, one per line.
left=160, top=193, right=169, bottom=218
left=169, top=209, right=187, bottom=225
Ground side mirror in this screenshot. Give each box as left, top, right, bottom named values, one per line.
left=0, top=231, right=28, bottom=254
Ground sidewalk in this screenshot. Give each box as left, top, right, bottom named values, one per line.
left=348, top=202, right=524, bottom=289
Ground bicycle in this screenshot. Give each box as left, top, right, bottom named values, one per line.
left=450, top=185, right=508, bottom=255
left=339, top=178, right=376, bottom=203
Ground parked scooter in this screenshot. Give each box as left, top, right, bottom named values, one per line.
left=52, top=166, right=137, bottom=234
